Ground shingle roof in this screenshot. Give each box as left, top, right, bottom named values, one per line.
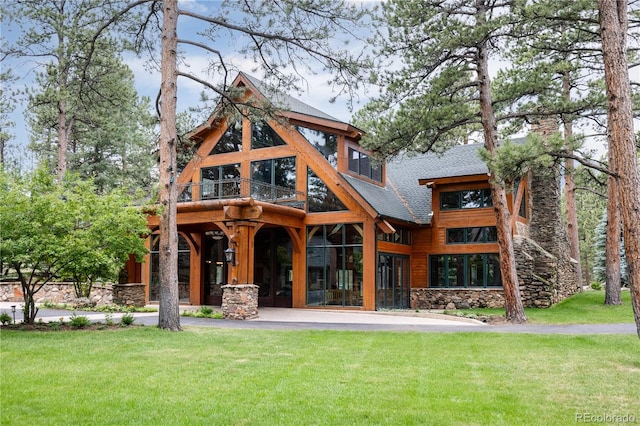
left=343, top=144, right=489, bottom=225
left=240, top=73, right=344, bottom=124
left=413, top=143, right=489, bottom=180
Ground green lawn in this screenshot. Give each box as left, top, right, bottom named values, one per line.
left=449, top=289, right=635, bottom=324
left=1, top=327, right=639, bottom=425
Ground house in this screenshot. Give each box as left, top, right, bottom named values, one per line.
left=124, top=73, right=578, bottom=318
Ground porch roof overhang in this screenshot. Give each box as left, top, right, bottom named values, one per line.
left=146, top=197, right=306, bottom=230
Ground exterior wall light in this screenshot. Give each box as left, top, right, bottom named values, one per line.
left=224, top=247, right=236, bottom=266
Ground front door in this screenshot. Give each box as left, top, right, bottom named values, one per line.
left=254, top=228, right=293, bottom=307
left=203, top=233, right=228, bottom=305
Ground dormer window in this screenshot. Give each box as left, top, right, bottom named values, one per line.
left=348, top=147, right=382, bottom=183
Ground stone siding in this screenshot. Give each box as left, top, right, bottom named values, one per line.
left=411, top=288, right=505, bottom=310
left=221, top=284, right=258, bottom=320
left=0, top=282, right=112, bottom=305
left=112, top=283, right=146, bottom=307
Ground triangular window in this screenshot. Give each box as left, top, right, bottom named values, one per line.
left=251, top=121, right=286, bottom=149
left=212, top=121, right=242, bottom=154
left=307, top=168, right=346, bottom=212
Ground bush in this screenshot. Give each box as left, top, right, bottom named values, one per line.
left=119, top=312, right=135, bottom=327
left=69, top=313, right=91, bottom=329
left=199, top=306, right=214, bottom=315
left=0, top=312, right=11, bottom=325
left=591, top=282, right=603, bottom=291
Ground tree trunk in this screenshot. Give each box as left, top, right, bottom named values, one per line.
left=562, top=72, right=583, bottom=288
left=604, top=153, right=622, bottom=305
left=476, top=0, right=526, bottom=323
left=599, top=0, right=640, bottom=338
left=158, top=0, right=181, bottom=331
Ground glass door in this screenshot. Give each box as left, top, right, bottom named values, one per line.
left=376, top=254, right=410, bottom=310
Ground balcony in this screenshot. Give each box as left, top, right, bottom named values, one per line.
left=177, top=178, right=306, bottom=210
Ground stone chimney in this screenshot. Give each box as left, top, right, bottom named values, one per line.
left=530, top=117, right=559, bottom=140
left=523, top=116, right=580, bottom=301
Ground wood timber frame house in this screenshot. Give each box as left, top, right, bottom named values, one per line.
left=125, top=73, right=579, bottom=319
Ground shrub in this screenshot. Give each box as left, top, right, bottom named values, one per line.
left=119, top=312, right=135, bottom=327
left=48, top=321, right=61, bottom=331
left=199, top=306, right=214, bottom=315
left=591, top=282, right=602, bottom=291
left=69, top=313, right=91, bottom=329
left=104, top=312, right=114, bottom=326
left=0, top=312, right=11, bottom=325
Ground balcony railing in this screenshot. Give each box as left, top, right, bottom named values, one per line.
left=177, top=178, right=305, bottom=210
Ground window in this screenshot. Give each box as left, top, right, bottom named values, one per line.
left=200, top=164, right=241, bottom=199
left=429, top=253, right=502, bottom=288
left=296, top=126, right=338, bottom=167
left=307, top=167, right=347, bottom=212
left=348, top=147, right=382, bottom=182
left=446, top=227, right=497, bottom=244
left=251, top=121, right=286, bottom=149
left=377, top=227, right=412, bottom=245
left=440, top=189, right=492, bottom=210
left=306, top=224, right=363, bottom=307
left=149, top=234, right=191, bottom=302
left=212, top=121, right=242, bottom=154
left=250, top=157, right=296, bottom=200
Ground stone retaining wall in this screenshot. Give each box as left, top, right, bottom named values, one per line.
left=0, top=282, right=112, bottom=305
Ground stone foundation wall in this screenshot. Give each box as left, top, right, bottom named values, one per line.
left=411, top=288, right=505, bottom=310
left=0, top=282, right=112, bottom=305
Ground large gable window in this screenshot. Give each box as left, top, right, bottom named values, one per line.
left=201, top=164, right=241, bottom=199
left=307, top=168, right=347, bottom=212
left=250, top=156, right=296, bottom=200
left=212, top=120, right=242, bottom=154
left=296, top=126, right=338, bottom=167
left=348, top=147, right=382, bottom=182
left=251, top=121, right=286, bottom=149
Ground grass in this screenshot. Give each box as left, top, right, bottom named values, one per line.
left=1, top=327, right=639, bottom=425
left=447, top=289, right=635, bottom=324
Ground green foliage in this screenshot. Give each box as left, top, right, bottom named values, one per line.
left=593, top=210, right=628, bottom=285
left=181, top=306, right=223, bottom=319
left=458, top=290, right=634, bottom=324
left=69, top=313, right=91, bottom=329
left=591, top=282, right=602, bottom=291
left=1, top=328, right=638, bottom=424
left=1, top=0, right=156, bottom=191
left=119, top=312, right=135, bottom=326
left=0, top=167, right=149, bottom=323
left=0, top=312, right=11, bottom=325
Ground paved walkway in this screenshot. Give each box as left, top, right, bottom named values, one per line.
left=1, top=302, right=636, bottom=334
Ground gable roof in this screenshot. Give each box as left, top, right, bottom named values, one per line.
left=239, top=73, right=343, bottom=124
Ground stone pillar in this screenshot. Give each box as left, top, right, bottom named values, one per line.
left=112, top=283, right=146, bottom=307
left=221, top=216, right=260, bottom=320
left=221, top=284, right=259, bottom=320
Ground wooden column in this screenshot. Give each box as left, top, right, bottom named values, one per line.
left=221, top=201, right=262, bottom=319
